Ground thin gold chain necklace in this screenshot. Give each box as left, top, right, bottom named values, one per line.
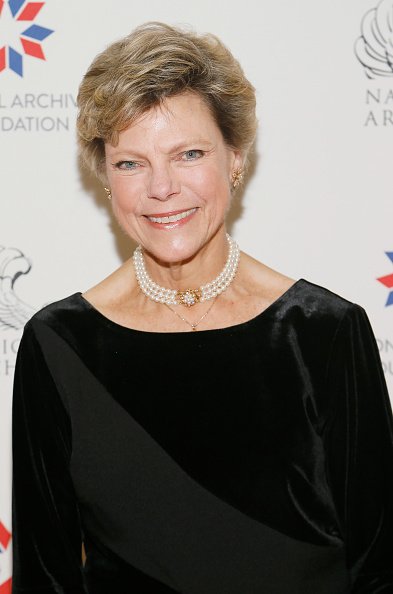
left=164, top=296, right=218, bottom=331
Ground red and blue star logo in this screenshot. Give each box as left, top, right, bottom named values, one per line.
left=0, top=520, right=12, bottom=594
left=377, top=252, right=393, bottom=307
left=0, top=0, right=53, bottom=77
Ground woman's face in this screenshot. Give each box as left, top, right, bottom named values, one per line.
left=104, top=92, right=242, bottom=264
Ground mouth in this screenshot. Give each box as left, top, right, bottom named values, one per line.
left=145, top=208, right=197, bottom=224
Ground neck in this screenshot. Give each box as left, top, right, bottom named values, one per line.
left=133, top=233, right=240, bottom=307
left=143, top=233, right=230, bottom=289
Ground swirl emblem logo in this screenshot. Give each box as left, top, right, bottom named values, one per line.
left=0, top=520, right=11, bottom=594
left=0, top=0, right=54, bottom=77
left=355, top=0, right=393, bottom=78
left=0, top=246, right=36, bottom=331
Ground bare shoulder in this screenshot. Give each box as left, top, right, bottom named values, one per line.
left=230, top=251, right=297, bottom=319
left=82, top=258, right=136, bottom=310
left=239, top=251, right=296, bottom=299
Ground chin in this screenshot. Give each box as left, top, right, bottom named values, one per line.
left=156, top=246, right=197, bottom=265
left=144, top=237, right=202, bottom=265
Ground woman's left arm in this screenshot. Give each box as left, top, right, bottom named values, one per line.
left=325, top=304, right=393, bottom=593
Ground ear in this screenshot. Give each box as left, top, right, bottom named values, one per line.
left=228, top=150, right=245, bottom=192
left=228, top=149, right=244, bottom=175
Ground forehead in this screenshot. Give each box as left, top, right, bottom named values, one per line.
left=118, top=92, right=223, bottom=145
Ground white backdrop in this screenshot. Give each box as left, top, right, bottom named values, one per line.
left=1, top=0, right=392, bottom=590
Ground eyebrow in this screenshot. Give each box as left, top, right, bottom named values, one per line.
left=167, top=139, right=213, bottom=153
left=108, top=138, right=214, bottom=159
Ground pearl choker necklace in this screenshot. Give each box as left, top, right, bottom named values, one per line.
left=132, top=234, right=240, bottom=307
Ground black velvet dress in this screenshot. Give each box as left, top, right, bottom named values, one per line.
left=11, top=279, right=393, bottom=593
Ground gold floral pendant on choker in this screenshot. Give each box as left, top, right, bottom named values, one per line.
left=176, top=288, right=202, bottom=307
left=132, top=233, right=240, bottom=307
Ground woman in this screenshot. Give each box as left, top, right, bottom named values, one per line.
left=12, top=21, right=393, bottom=594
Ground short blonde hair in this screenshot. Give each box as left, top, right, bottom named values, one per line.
left=77, top=21, right=257, bottom=179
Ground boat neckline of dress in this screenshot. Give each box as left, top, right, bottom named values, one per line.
left=76, top=278, right=307, bottom=336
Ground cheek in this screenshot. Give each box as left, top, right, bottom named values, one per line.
left=110, top=176, right=141, bottom=210
left=184, top=163, right=230, bottom=197
left=110, top=194, right=141, bottom=239
left=110, top=188, right=143, bottom=233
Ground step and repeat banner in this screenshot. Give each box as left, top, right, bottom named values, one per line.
left=0, top=0, right=392, bottom=590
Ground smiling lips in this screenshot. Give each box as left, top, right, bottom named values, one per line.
left=146, top=207, right=197, bottom=224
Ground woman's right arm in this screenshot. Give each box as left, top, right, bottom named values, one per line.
left=12, top=321, right=87, bottom=593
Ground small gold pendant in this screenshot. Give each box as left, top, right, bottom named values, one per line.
left=176, top=288, right=202, bottom=307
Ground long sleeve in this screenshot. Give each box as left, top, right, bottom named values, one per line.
left=12, top=321, right=87, bottom=593
left=324, top=304, right=393, bottom=592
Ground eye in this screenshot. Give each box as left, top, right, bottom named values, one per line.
left=114, top=160, right=138, bottom=170
left=182, top=149, right=204, bottom=161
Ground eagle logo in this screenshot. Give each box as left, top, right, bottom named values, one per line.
left=0, top=246, right=36, bottom=330
left=355, top=0, right=393, bottom=78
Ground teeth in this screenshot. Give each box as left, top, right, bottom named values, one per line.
left=148, top=208, right=196, bottom=224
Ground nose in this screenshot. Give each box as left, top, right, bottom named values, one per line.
left=147, top=163, right=180, bottom=201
